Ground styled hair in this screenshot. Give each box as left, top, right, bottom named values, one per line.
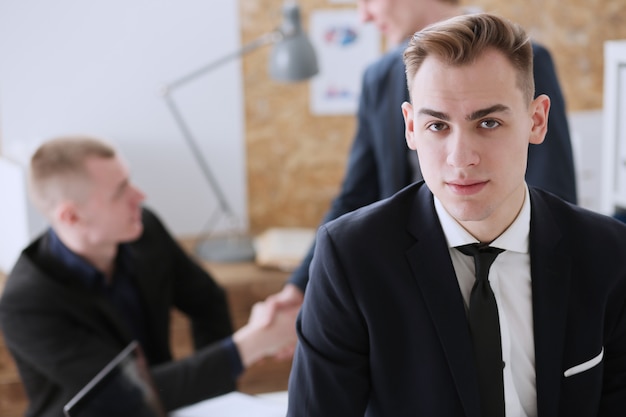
left=403, top=13, right=534, bottom=105
left=29, top=135, right=116, bottom=215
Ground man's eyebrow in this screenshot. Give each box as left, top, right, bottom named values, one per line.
left=417, top=108, right=450, bottom=120
left=466, top=104, right=510, bottom=121
left=417, top=104, right=511, bottom=122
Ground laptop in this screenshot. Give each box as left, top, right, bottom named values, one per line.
left=63, top=341, right=167, bottom=417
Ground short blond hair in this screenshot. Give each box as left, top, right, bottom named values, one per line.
left=404, top=13, right=534, bottom=105
left=29, top=136, right=116, bottom=215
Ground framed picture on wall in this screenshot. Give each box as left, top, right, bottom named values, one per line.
left=309, top=9, right=380, bottom=115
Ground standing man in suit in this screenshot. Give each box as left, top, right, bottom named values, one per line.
left=0, top=136, right=298, bottom=417
left=265, top=0, right=577, bottom=326
left=287, top=13, right=626, bottom=416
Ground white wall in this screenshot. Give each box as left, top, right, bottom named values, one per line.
left=601, top=40, right=626, bottom=216
left=0, top=157, right=47, bottom=272
left=0, top=1, right=247, bottom=239
left=568, top=109, right=604, bottom=213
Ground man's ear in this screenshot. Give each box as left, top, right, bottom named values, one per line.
left=529, top=94, right=550, bottom=145
left=402, top=101, right=417, bottom=150
left=54, top=201, right=80, bottom=227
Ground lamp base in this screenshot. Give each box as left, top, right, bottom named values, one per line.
left=195, top=234, right=256, bottom=263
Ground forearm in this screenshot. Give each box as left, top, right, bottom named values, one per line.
left=151, top=341, right=236, bottom=410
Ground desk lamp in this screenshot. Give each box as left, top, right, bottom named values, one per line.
left=161, top=1, right=318, bottom=262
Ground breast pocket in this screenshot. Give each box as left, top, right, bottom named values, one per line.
left=564, top=347, right=604, bottom=378
left=560, top=347, right=604, bottom=415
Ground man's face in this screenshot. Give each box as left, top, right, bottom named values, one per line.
left=356, top=0, right=428, bottom=46
left=74, top=155, right=145, bottom=246
left=402, top=48, right=549, bottom=239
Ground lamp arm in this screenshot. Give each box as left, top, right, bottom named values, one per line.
left=162, top=31, right=280, bottom=94
left=161, top=30, right=281, bottom=228
left=163, top=93, right=236, bottom=218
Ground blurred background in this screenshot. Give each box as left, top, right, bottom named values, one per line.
left=1, top=0, right=625, bottom=267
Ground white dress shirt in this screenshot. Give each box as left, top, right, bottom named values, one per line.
left=434, top=186, right=537, bottom=417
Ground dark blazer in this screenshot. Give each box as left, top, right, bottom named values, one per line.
left=288, top=183, right=626, bottom=416
left=0, top=208, right=236, bottom=417
left=288, top=41, right=577, bottom=291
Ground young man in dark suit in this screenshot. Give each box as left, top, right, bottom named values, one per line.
left=265, top=0, right=578, bottom=338
left=0, top=136, right=298, bottom=417
left=287, top=13, right=626, bottom=416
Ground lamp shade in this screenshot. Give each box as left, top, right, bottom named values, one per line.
left=269, top=2, right=319, bottom=82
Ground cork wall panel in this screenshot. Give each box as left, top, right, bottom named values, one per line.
left=466, top=0, right=626, bottom=112
left=241, top=0, right=356, bottom=232
left=241, top=0, right=626, bottom=232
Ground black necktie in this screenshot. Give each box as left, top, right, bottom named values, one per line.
left=457, top=244, right=505, bottom=417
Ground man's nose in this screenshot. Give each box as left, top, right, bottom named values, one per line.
left=131, top=185, right=146, bottom=203
left=446, top=134, right=479, bottom=168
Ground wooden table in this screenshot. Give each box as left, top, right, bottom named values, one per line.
left=0, top=243, right=294, bottom=417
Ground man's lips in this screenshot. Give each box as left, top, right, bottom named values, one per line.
left=446, top=180, right=488, bottom=195
left=131, top=209, right=143, bottom=223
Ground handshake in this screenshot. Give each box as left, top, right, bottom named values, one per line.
left=232, top=283, right=304, bottom=368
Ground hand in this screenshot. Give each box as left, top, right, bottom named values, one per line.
left=266, top=283, right=304, bottom=306
left=262, top=284, right=304, bottom=359
left=264, top=283, right=304, bottom=315
left=232, top=301, right=300, bottom=368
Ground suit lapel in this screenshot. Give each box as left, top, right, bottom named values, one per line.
left=405, top=185, right=481, bottom=417
left=528, top=190, right=571, bottom=416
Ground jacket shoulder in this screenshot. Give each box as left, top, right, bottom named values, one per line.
left=324, top=183, right=422, bottom=239
left=531, top=41, right=549, bottom=55
left=362, top=43, right=406, bottom=86
left=0, top=239, right=61, bottom=313
left=136, top=206, right=174, bottom=244
left=531, top=188, right=626, bottom=243
left=530, top=41, right=554, bottom=65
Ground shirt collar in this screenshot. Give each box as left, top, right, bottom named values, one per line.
left=433, top=185, right=530, bottom=254
left=47, top=228, right=131, bottom=289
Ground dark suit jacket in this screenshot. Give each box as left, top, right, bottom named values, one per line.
left=0, top=208, right=236, bottom=417
left=288, top=183, right=626, bottom=416
left=288, top=42, right=577, bottom=291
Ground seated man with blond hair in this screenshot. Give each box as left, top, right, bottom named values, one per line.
left=0, top=136, right=298, bottom=417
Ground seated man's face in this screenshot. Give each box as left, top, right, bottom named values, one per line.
left=74, top=155, right=146, bottom=246
left=402, top=47, right=548, bottom=237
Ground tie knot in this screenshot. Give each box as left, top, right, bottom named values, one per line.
left=457, top=244, right=504, bottom=281
left=457, top=243, right=503, bottom=257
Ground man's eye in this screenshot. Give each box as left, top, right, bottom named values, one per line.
left=480, top=119, right=500, bottom=129
left=427, top=122, right=447, bottom=132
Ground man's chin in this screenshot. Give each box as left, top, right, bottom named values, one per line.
left=124, top=224, right=144, bottom=243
